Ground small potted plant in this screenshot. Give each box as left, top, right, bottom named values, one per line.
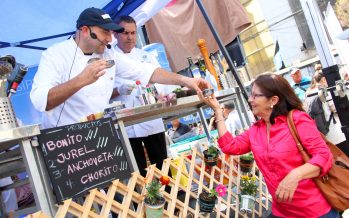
left=198, top=184, right=227, bottom=213
left=203, top=137, right=220, bottom=166
left=203, top=146, right=220, bottom=166
left=239, top=174, right=258, bottom=214
left=239, top=153, right=254, bottom=173
left=144, top=176, right=170, bottom=218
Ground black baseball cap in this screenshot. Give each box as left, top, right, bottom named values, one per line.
left=76, top=7, right=124, bottom=33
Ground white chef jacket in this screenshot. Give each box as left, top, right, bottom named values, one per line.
left=30, top=37, right=156, bottom=129
left=111, top=46, right=167, bottom=138
left=225, top=110, right=243, bottom=134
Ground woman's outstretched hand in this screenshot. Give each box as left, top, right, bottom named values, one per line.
left=197, top=90, right=221, bottom=112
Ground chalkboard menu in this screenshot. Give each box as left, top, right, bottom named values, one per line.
left=38, top=118, right=132, bottom=202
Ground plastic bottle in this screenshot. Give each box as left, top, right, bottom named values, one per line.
left=203, top=58, right=219, bottom=92
left=198, top=58, right=207, bottom=78
left=187, top=57, right=202, bottom=79
left=146, top=84, right=156, bottom=104
left=136, top=80, right=149, bottom=105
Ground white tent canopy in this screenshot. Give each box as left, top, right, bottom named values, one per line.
left=0, top=0, right=171, bottom=67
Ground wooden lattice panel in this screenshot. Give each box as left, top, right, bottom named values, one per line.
left=25, top=211, right=51, bottom=218
left=29, top=147, right=271, bottom=218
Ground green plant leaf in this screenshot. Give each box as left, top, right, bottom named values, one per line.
left=145, top=178, right=163, bottom=205
left=240, top=175, right=258, bottom=196
left=206, top=146, right=219, bottom=158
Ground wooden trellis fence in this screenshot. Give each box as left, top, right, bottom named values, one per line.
left=27, top=147, right=271, bottom=217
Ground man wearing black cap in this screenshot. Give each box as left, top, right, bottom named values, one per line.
left=30, top=7, right=210, bottom=129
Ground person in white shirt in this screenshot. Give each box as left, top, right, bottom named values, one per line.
left=30, top=8, right=210, bottom=129
left=222, top=101, right=243, bottom=135
left=111, top=15, right=169, bottom=176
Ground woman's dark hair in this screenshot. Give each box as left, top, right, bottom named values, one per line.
left=252, top=73, right=304, bottom=124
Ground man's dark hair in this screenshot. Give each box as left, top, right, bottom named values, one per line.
left=223, top=101, right=235, bottom=110
left=115, top=15, right=136, bottom=25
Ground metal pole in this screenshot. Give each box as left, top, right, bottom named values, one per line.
left=20, top=139, right=56, bottom=216
left=232, top=97, right=248, bottom=129
left=115, top=120, right=139, bottom=172
left=199, top=107, right=211, bottom=139
left=195, top=0, right=249, bottom=103
left=300, top=0, right=349, bottom=144
left=300, top=0, right=336, bottom=68
left=244, top=65, right=252, bottom=81
left=235, top=87, right=251, bottom=127
left=323, top=65, right=349, bottom=145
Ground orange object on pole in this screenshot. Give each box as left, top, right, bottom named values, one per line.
left=197, top=39, right=222, bottom=90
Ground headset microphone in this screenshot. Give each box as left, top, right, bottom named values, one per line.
left=88, top=27, right=111, bottom=49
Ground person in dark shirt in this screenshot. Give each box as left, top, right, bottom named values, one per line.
left=168, top=119, right=195, bottom=143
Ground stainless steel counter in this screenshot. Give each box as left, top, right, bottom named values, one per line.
left=111, top=88, right=238, bottom=176
left=0, top=123, right=56, bottom=217
left=0, top=124, right=40, bottom=152
left=113, top=88, right=236, bottom=126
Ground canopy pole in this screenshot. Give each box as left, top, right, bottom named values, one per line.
left=300, top=0, right=349, bottom=145
left=195, top=0, right=249, bottom=102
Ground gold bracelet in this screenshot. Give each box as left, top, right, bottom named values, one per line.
left=215, top=118, right=224, bottom=123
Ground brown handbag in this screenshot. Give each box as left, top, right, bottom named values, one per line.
left=287, top=110, right=349, bottom=211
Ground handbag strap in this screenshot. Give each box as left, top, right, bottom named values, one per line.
left=286, top=110, right=311, bottom=162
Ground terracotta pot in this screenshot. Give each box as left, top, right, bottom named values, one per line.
left=198, top=192, right=217, bottom=213
left=144, top=197, right=165, bottom=218
left=239, top=195, right=255, bottom=214
left=203, top=150, right=219, bottom=167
